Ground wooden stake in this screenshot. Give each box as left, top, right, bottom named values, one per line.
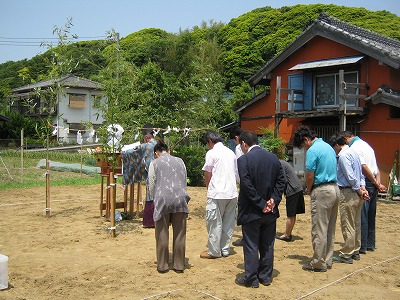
left=123, top=185, right=128, bottom=214
left=106, top=174, right=111, bottom=219
left=136, top=182, right=142, bottom=218
left=100, top=174, right=105, bottom=217
left=129, top=184, right=134, bottom=217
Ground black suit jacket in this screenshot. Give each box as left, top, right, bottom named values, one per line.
left=237, top=146, right=286, bottom=225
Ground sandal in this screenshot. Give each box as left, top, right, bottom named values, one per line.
left=275, top=234, right=292, bottom=242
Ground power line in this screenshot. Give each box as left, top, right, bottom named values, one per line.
left=0, top=35, right=109, bottom=47
left=0, top=36, right=108, bottom=40
left=0, top=36, right=58, bottom=40
left=0, top=43, right=43, bottom=47
left=0, top=40, right=43, bottom=44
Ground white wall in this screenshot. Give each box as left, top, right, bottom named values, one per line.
left=53, top=87, right=107, bottom=143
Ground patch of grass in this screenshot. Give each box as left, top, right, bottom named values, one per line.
left=0, top=150, right=101, bottom=190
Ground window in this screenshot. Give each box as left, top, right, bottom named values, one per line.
left=69, top=93, right=86, bottom=108
left=389, top=106, right=400, bottom=119
left=314, top=71, right=358, bottom=108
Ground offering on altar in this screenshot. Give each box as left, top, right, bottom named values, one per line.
left=107, top=124, right=124, bottom=152
left=93, top=150, right=122, bottom=175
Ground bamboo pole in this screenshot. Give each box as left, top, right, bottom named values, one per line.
left=20, top=129, right=24, bottom=183
left=80, top=144, right=83, bottom=177
left=45, top=160, right=51, bottom=217
left=110, top=171, right=116, bottom=238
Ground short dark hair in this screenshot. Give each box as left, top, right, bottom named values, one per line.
left=341, top=131, right=354, bottom=139
left=153, top=140, right=168, bottom=153
left=239, top=131, right=258, bottom=147
left=203, top=131, right=223, bottom=145
left=328, top=132, right=346, bottom=148
left=229, top=126, right=243, bottom=139
left=293, top=126, right=317, bottom=148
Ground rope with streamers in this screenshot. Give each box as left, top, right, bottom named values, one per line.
left=296, top=255, right=400, bottom=299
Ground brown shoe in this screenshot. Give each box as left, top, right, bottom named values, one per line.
left=200, top=251, right=218, bottom=259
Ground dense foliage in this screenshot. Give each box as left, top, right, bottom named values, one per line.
left=1, top=5, right=399, bottom=128
left=0, top=5, right=399, bottom=173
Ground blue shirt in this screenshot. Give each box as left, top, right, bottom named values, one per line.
left=337, top=145, right=365, bottom=190
left=305, top=138, right=337, bottom=185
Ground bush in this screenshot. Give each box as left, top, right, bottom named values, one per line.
left=258, top=127, right=287, bottom=159
left=0, top=111, right=37, bottom=139
left=174, top=143, right=206, bottom=187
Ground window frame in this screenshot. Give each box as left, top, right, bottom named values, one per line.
left=68, top=93, right=87, bottom=108
left=313, top=70, right=359, bottom=108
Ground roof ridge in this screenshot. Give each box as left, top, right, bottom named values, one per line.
left=318, top=12, right=400, bottom=48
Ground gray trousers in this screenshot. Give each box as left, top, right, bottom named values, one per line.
left=206, top=197, right=237, bottom=257
left=155, top=212, right=187, bottom=272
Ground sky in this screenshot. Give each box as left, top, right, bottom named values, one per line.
left=0, top=0, right=399, bottom=64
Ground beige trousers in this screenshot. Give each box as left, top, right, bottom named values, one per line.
left=338, top=188, right=364, bottom=258
left=310, top=183, right=340, bottom=269
left=155, top=212, right=187, bottom=272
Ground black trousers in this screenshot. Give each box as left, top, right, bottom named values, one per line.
left=241, top=214, right=276, bottom=285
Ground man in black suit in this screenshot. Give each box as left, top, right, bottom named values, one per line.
left=235, top=131, right=286, bottom=288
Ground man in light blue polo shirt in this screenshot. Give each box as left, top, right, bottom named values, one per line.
left=293, top=126, right=339, bottom=272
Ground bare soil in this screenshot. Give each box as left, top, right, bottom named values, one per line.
left=0, top=183, right=399, bottom=300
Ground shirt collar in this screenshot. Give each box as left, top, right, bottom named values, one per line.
left=349, top=136, right=360, bottom=147
left=338, top=144, right=349, bottom=157
left=248, top=145, right=261, bottom=152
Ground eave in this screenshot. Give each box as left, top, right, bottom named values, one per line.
left=235, top=90, right=269, bottom=113
left=365, top=88, right=400, bottom=108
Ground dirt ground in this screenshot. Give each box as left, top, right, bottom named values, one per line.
left=0, top=183, right=400, bottom=300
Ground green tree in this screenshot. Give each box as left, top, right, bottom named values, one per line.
left=258, top=127, right=287, bottom=159
left=0, top=111, right=37, bottom=139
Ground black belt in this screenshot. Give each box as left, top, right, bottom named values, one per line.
left=312, top=181, right=336, bottom=189
left=339, top=186, right=351, bottom=190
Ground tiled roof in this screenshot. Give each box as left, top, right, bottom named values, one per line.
left=365, top=84, right=400, bottom=108
left=317, top=13, right=400, bottom=64
left=249, top=13, right=400, bottom=86
left=12, top=74, right=103, bottom=93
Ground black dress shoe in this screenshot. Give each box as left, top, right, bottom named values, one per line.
left=233, top=239, right=243, bottom=246
left=275, top=235, right=292, bottom=242
left=302, top=263, right=327, bottom=272
left=173, top=269, right=184, bottom=274
left=157, top=269, right=169, bottom=273
left=235, top=277, right=259, bottom=288
left=259, top=279, right=272, bottom=286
